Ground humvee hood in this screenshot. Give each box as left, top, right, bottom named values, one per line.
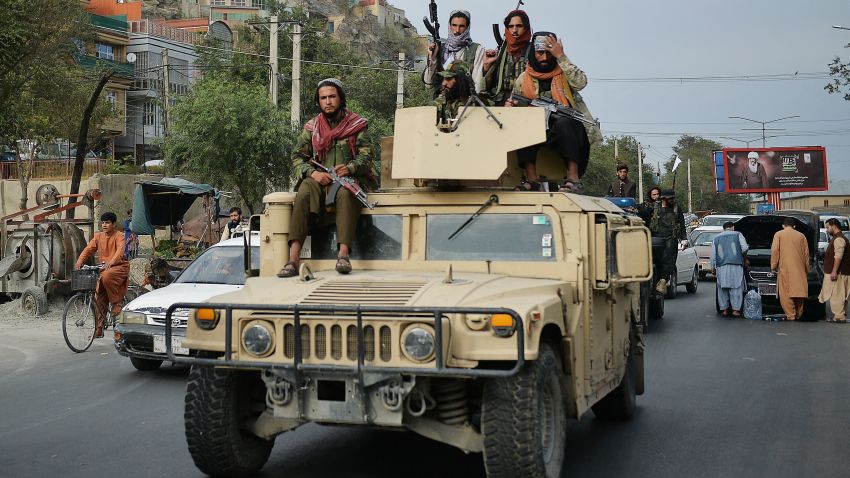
left=206, top=271, right=565, bottom=312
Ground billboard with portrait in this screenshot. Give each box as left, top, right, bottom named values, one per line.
left=721, top=147, right=827, bottom=193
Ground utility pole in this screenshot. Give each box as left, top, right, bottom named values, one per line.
left=161, top=48, right=170, bottom=135
left=637, top=142, right=644, bottom=203
left=614, top=139, right=619, bottom=162
left=687, top=157, right=692, bottom=212
left=291, top=22, right=302, bottom=129
left=396, top=52, right=405, bottom=109
left=269, top=15, right=279, bottom=107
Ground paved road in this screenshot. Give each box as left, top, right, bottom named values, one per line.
left=2, top=284, right=850, bottom=478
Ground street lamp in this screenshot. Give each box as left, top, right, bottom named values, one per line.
left=728, top=115, right=800, bottom=147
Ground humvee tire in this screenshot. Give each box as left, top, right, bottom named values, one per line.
left=185, top=365, right=274, bottom=477
left=482, top=342, right=566, bottom=478
left=130, top=356, right=162, bottom=371
left=591, top=329, right=637, bottom=421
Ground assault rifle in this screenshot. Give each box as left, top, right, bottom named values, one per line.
left=422, top=0, right=442, bottom=66
left=510, top=94, right=598, bottom=129
left=309, top=159, right=376, bottom=210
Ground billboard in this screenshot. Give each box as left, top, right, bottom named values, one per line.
left=721, top=147, right=827, bottom=193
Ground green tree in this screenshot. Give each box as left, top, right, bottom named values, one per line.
left=160, top=76, right=295, bottom=214
left=660, top=135, right=750, bottom=214
left=583, top=136, right=657, bottom=198
left=826, top=52, right=850, bottom=101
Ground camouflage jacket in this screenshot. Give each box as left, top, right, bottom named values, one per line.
left=648, top=203, right=686, bottom=240
left=291, top=116, right=374, bottom=190
left=434, top=92, right=466, bottom=125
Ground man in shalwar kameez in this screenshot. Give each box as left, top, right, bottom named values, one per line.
left=770, top=217, right=810, bottom=321
left=711, top=222, right=749, bottom=317
left=819, top=218, right=850, bottom=323
left=75, top=212, right=129, bottom=337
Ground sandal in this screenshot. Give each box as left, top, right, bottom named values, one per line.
left=514, top=180, right=541, bottom=191
left=276, top=261, right=298, bottom=278
left=559, top=179, right=584, bottom=194
left=335, top=256, right=352, bottom=274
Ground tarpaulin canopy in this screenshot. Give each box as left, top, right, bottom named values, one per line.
left=131, top=178, right=218, bottom=235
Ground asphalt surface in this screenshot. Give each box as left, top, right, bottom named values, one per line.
left=2, top=282, right=850, bottom=478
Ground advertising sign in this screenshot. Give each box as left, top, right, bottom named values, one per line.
left=722, top=147, right=827, bottom=193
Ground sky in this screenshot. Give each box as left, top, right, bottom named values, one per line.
left=390, top=0, right=850, bottom=182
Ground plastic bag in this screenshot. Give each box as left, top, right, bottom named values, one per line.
left=743, top=289, right=763, bottom=320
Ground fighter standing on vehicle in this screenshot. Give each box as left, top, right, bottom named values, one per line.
left=483, top=9, right=533, bottom=105
left=423, top=9, right=485, bottom=94
left=645, top=190, right=686, bottom=294
left=278, top=78, right=375, bottom=278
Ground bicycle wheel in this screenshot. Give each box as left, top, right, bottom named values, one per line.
left=62, top=292, right=98, bottom=353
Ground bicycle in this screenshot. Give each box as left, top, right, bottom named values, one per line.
left=62, top=264, right=144, bottom=353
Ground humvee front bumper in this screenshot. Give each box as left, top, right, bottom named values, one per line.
left=164, top=303, right=526, bottom=379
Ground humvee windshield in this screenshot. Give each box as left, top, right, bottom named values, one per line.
left=308, top=215, right=403, bottom=260
left=427, top=214, right=556, bottom=262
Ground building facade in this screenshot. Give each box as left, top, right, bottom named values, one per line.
left=114, top=20, right=201, bottom=163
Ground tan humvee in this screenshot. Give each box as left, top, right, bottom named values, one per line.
left=167, top=106, right=652, bottom=478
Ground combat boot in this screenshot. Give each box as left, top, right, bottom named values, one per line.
left=655, top=278, right=668, bottom=295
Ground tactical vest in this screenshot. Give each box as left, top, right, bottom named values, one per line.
left=824, top=235, right=850, bottom=275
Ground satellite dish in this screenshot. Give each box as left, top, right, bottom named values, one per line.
left=126, top=52, right=137, bottom=63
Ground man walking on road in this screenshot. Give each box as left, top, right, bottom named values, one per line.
left=771, top=217, right=810, bottom=321
left=819, top=218, right=850, bottom=323
left=711, top=221, right=749, bottom=317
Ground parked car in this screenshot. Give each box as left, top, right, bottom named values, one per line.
left=668, top=235, right=700, bottom=299
left=818, top=214, right=850, bottom=232
left=732, top=211, right=824, bottom=320
left=114, top=235, right=260, bottom=370
left=818, top=229, right=829, bottom=258
left=700, top=214, right=744, bottom=227
left=689, top=226, right=724, bottom=279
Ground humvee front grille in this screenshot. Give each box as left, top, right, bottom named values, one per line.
left=285, top=322, right=389, bottom=363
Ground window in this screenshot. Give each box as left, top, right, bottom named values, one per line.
left=176, top=246, right=260, bottom=285
left=210, top=0, right=225, bottom=6
left=231, top=0, right=246, bottom=6
left=96, top=43, right=114, bottom=61
left=327, top=21, right=335, bottom=33
left=106, top=90, right=117, bottom=107
left=427, top=214, right=557, bottom=262
left=824, top=200, right=829, bottom=206
left=844, top=199, right=849, bottom=206
left=144, top=101, right=156, bottom=126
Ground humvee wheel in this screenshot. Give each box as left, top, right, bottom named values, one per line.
left=482, top=342, right=566, bottom=478
left=592, top=329, right=637, bottom=421
left=185, top=365, right=274, bottom=477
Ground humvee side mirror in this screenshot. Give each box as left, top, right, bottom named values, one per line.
left=611, top=227, right=653, bottom=283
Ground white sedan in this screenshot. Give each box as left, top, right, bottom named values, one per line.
left=114, top=236, right=259, bottom=371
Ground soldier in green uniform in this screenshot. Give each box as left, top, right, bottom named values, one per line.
left=278, top=78, right=374, bottom=277
left=435, top=61, right=474, bottom=129
left=646, top=189, right=687, bottom=294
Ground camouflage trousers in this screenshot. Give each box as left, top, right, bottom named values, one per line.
left=289, top=177, right=362, bottom=250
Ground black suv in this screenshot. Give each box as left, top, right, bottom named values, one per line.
left=732, top=211, right=824, bottom=320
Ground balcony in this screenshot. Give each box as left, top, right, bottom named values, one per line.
left=77, top=55, right=135, bottom=78
left=129, top=20, right=204, bottom=45
left=89, top=13, right=129, bottom=36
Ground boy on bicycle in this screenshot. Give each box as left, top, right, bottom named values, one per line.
left=75, top=212, right=130, bottom=338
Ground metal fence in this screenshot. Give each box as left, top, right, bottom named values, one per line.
left=0, top=159, right=106, bottom=181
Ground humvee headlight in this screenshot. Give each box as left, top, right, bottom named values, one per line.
left=242, top=321, right=274, bottom=357
left=402, top=326, right=435, bottom=362
left=121, top=310, right=147, bottom=325
left=490, top=314, right=516, bottom=337
left=194, top=308, right=220, bottom=330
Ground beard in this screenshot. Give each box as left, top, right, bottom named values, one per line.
left=321, top=105, right=341, bottom=119
left=442, top=82, right=462, bottom=101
